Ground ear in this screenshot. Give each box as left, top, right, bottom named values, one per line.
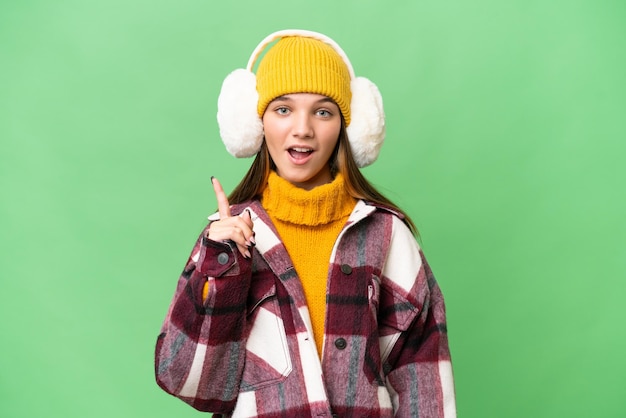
left=346, top=77, right=386, bottom=168
left=216, top=68, right=264, bottom=158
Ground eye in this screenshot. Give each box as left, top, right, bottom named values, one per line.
left=316, top=109, right=332, bottom=118
left=275, top=106, right=290, bottom=115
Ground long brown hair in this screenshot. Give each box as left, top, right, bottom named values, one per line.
left=228, top=121, right=417, bottom=235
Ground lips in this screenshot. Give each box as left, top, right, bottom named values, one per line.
left=288, top=147, right=313, bottom=160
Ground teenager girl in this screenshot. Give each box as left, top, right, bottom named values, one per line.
left=155, top=29, right=456, bottom=417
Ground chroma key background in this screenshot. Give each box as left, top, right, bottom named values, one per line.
left=1, top=1, right=624, bottom=417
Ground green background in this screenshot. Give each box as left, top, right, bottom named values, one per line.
left=1, top=0, right=624, bottom=417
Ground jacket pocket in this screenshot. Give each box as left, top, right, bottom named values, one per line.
left=241, top=276, right=292, bottom=391
left=377, top=285, right=419, bottom=364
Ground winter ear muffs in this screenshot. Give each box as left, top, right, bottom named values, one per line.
left=216, top=29, right=385, bottom=168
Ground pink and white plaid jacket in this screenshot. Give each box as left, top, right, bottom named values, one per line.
left=155, top=199, right=456, bottom=417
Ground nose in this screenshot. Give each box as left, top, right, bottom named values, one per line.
left=291, top=112, right=314, bottom=139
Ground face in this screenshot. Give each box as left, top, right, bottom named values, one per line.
left=262, top=93, right=341, bottom=190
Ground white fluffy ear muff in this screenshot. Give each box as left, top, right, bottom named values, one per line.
left=347, top=77, right=385, bottom=167
left=216, top=29, right=386, bottom=167
left=216, top=69, right=263, bottom=158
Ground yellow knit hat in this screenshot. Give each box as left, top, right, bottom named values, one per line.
left=255, top=36, right=352, bottom=125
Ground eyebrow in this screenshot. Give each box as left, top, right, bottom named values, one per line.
left=272, top=95, right=337, bottom=105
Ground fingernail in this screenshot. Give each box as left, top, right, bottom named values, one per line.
left=249, top=236, right=256, bottom=245
left=210, top=176, right=215, bottom=183
left=245, top=250, right=251, bottom=259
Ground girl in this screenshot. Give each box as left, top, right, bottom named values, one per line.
left=155, top=29, right=456, bottom=418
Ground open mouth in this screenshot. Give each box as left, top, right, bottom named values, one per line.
left=288, top=147, right=313, bottom=160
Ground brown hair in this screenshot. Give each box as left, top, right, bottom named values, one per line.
left=228, top=121, right=417, bottom=235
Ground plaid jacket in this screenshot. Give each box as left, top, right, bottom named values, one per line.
left=155, top=199, right=456, bottom=417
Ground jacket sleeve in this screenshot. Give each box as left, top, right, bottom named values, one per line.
left=381, top=217, right=456, bottom=418
left=154, top=226, right=252, bottom=413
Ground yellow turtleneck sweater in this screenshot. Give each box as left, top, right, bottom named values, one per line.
left=262, top=171, right=356, bottom=357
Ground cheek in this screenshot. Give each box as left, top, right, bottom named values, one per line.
left=264, top=137, right=281, bottom=162
left=321, top=124, right=341, bottom=150
left=262, top=124, right=278, bottom=147
left=262, top=116, right=286, bottom=141
left=262, top=130, right=283, bottom=163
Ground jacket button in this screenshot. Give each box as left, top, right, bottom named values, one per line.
left=340, top=264, right=352, bottom=274
left=217, top=252, right=229, bottom=265
left=334, top=338, right=347, bottom=350
left=383, top=362, right=392, bottom=375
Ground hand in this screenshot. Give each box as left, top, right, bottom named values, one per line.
left=207, top=176, right=255, bottom=258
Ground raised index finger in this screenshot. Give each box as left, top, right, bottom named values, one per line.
left=211, top=176, right=231, bottom=219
